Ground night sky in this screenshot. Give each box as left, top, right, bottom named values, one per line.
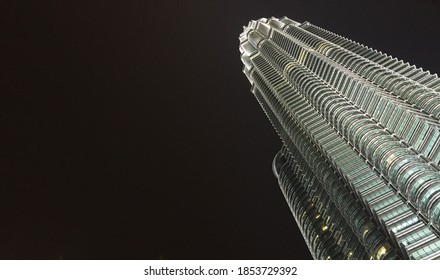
left=2, top=0, right=440, bottom=259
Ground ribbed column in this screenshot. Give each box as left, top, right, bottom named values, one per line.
left=274, top=146, right=369, bottom=260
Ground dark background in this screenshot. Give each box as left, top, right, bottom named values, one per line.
left=2, top=0, right=440, bottom=259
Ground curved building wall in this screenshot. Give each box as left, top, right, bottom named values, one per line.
left=240, top=16, right=440, bottom=260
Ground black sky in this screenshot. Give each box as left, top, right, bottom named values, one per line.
left=2, top=0, right=440, bottom=259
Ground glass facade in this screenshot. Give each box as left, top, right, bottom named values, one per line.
left=240, top=17, right=440, bottom=259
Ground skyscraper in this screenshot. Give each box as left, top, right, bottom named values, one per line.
left=239, top=16, right=440, bottom=260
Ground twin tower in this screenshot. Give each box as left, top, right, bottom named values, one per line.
left=239, top=17, right=440, bottom=260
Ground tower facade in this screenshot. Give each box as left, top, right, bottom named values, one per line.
left=239, top=16, right=440, bottom=259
